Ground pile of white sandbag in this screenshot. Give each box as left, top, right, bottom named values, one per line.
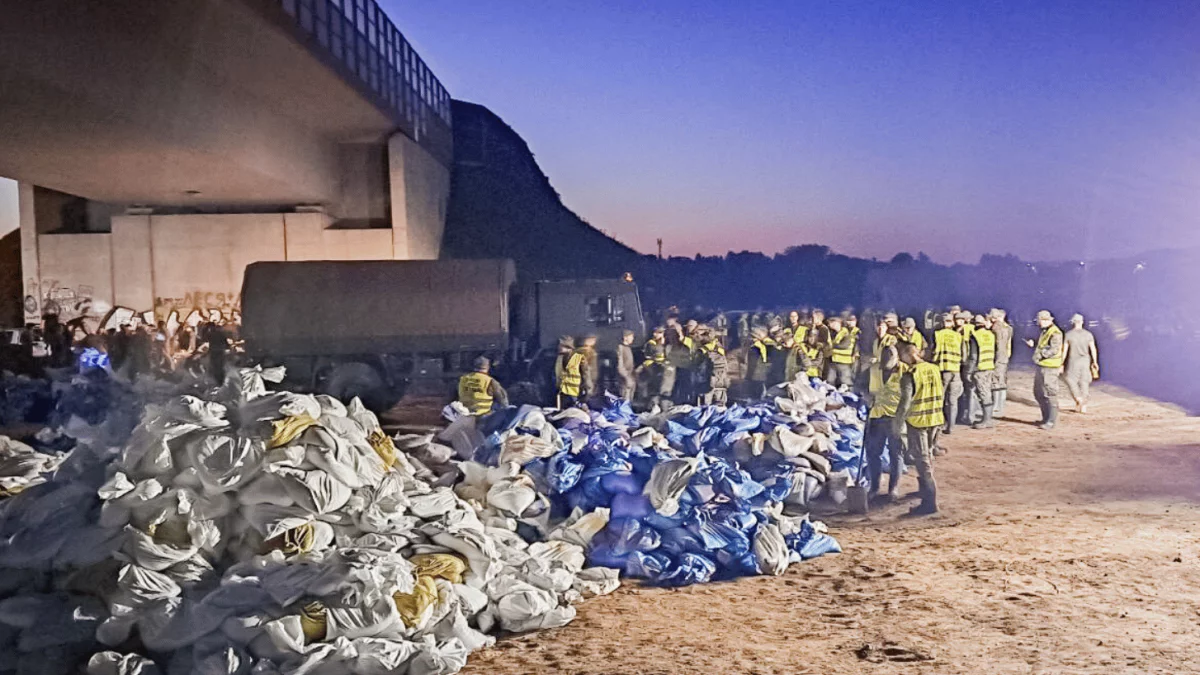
left=0, top=367, right=618, bottom=675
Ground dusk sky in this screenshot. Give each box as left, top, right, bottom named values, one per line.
left=388, top=0, right=1200, bottom=264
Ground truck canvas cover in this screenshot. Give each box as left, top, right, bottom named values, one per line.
left=241, top=259, right=517, bottom=357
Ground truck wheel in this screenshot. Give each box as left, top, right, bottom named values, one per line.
left=323, top=362, right=388, bottom=411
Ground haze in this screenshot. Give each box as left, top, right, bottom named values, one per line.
left=389, top=0, right=1200, bottom=263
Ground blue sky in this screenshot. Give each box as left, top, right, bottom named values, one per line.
left=384, top=0, right=1200, bottom=263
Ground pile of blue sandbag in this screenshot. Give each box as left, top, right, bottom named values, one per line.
left=441, top=377, right=867, bottom=586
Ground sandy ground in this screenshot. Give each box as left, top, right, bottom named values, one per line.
left=461, top=370, right=1200, bottom=674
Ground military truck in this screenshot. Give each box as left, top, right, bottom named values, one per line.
left=240, top=259, right=645, bottom=409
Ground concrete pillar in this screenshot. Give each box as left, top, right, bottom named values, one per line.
left=111, top=215, right=154, bottom=312
left=18, top=182, right=39, bottom=324
left=388, top=133, right=451, bottom=260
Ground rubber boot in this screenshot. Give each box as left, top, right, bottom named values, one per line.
left=906, top=476, right=927, bottom=501
left=991, top=389, right=1003, bottom=417
left=997, top=389, right=1008, bottom=416
left=907, top=477, right=938, bottom=515
left=1045, top=403, right=1059, bottom=430
left=943, top=400, right=957, bottom=435
left=973, top=404, right=995, bottom=429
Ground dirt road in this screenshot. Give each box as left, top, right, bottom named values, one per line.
left=462, top=371, right=1200, bottom=674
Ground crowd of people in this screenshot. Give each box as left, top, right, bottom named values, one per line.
left=459, top=306, right=1101, bottom=516
left=2, top=313, right=240, bottom=383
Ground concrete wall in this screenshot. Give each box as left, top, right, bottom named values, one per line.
left=21, top=206, right=413, bottom=326
left=35, top=232, right=114, bottom=322
left=283, top=212, right=393, bottom=262
left=390, top=133, right=451, bottom=260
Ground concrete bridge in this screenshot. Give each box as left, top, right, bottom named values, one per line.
left=0, top=0, right=453, bottom=325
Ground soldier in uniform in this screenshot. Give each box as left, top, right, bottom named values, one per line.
left=1026, top=310, right=1065, bottom=430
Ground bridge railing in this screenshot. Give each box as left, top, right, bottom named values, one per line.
left=280, top=0, right=452, bottom=162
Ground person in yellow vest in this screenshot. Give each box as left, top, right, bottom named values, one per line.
left=826, top=315, right=856, bottom=389
left=867, top=316, right=899, bottom=405
left=931, top=313, right=965, bottom=437
left=964, top=314, right=997, bottom=429
left=638, top=326, right=668, bottom=407
left=866, top=334, right=906, bottom=503
left=899, top=317, right=927, bottom=357
left=846, top=313, right=863, bottom=377
left=555, top=336, right=587, bottom=408
left=955, top=311, right=978, bottom=425
left=1025, top=309, right=1065, bottom=430
left=745, top=326, right=774, bottom=397
left=697, top=326, right=730, bottom=405
left=783, top=310, right=803, bottom=339
left=457, top=356, right=508, bottom=415
left=895, top=341, right=944, bottom=516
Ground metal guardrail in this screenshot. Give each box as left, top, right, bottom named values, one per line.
left=279, top=0, right=451, bottom=158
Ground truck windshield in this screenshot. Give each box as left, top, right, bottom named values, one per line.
left=586, top=295, right=624, bottom=326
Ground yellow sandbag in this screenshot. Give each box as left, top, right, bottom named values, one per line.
left=299, top=601, right=328, bottom=643
left=409, top=553, right=467, bottom=584
left=0, top=485, right=26, bottom=499
left=393, top=575, right=438, bottom=627
left=367, top=429, right=398, bottom=469
left=263, top=523, right=316, bottom=556
left=270, top=413, right=319, bottom=449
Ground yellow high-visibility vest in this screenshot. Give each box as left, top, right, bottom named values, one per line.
left=868, top=334, right=898, bottom=394
left=870, top=363, right=906, bottom=419
left=1035, top=325, right=1065, bottom=368
left=831, top=328, right=855, bottom=365
left=557, top=352, right=584, bottom=396
left=900, top=329, right=926, bottom=353
left=932, top=328, right=963, bottom=373
left=457, top=372, right=495, bottom=415
left=974, top=330, right=996, bottom=372
left=907, top=362, right=946, bottom=429
left=642, top=338, right=666, bottom=367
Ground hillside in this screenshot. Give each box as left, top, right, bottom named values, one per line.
left=442, top=100, right=644, bottom=281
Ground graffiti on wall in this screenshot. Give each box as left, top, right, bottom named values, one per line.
left=154, top=291, right=240, bottom=323
left=25, top=278, right=98, bottom=323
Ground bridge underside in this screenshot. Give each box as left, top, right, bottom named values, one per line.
left=0, top=0, right=414, bottom=210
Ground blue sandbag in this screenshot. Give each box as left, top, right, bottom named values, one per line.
left=800, top=532, right=842, bottom=559
left=610, top=492, right=655, bottom=520
left=643, top=508, right=688, bottom=531
left=715, top=549, right=760, bottom=578
left=600, top=471, right=644, bottom=495
left=656, top=526, right=705, bottom=557
left=624, top=551, right=672, bottom=579
left=566, top=475, right=612, bottom=512
left=591, top=518, right=661, bottom=557
left=653, top=553, right=717, bottom=587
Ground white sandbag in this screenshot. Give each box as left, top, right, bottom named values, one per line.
left=643, top=458, right=700, bottom=516
left=496, top=434, right=556, bottom=467
left=407, top=636, right=469, bottom=675
left=325, top=597, right=403, bottom=641
left=88, top=652, right=162, bottom=675
left=408, top=489, right=459, bottom=520
left=314, top=395, right=347, bottom=418
left=573, top=567, right=621, bottom=598
left=547, top=507, right=610, bottom=548
left=528, top=540, right=587, bottom=573
left=485, top=478, right=538, bottom=517
left=270, top=467, right=352, bottom=515
left=501, top=604, right=576, bottom=633
left=768, top=427, right=815, bottom=458
left=121, top=528, right=200, bottom=572
left=753, top=523, right=789, bottom=576
left=350, top=637, right=421, bottom=675
left=436, top=415, right=484, bottom=461
left=494, top=587, right=557, bottom=631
